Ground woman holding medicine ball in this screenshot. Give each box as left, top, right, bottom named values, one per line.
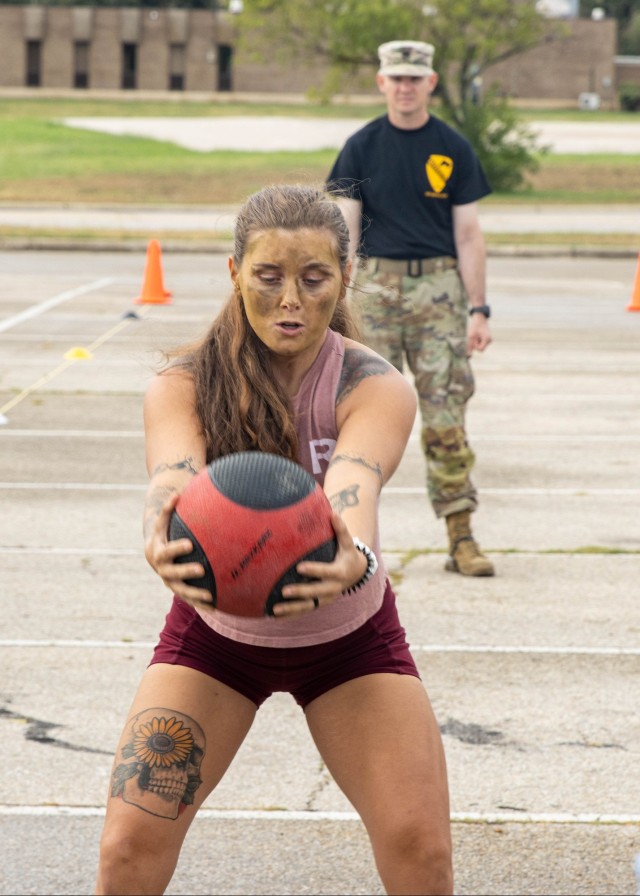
left=96, top=184, right=453, bottom=895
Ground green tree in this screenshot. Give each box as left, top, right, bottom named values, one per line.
left=579, top=1, right=635, bottom=31
left=240, top=0, right=550, bottom=108
left=580, top=0, right=638, bottom=50
left=619, top=9, right=640, bottom=54
left=238, top=0, right=554, bottom=191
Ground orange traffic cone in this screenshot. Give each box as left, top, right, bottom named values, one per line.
left=627, top=253, right=640, bottom=312
left=135, top=239, right=172, bottom=305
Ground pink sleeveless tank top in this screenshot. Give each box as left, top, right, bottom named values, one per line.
left=196, top=329, right=385, bottom=647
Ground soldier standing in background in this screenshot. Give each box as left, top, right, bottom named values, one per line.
left=327, top=39, right=495, bottom=577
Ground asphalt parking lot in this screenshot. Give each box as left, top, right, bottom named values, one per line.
left=1, top=246, right=640, bottom=895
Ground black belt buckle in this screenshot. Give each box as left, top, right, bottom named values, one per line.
left=407, top=259, right=423, bottom=278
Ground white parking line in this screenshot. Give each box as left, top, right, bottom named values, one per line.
left=2, top=482, right=640, bottom=496
left=0, top=482, right=146, bottom=490
left=472, top=395, right=640, bottom=402
left=413, top=644, right=640, bottom=656
left=0, top=312, right=145, bottom=421
left=0, top=430, right=143, bottom=437
left=447, top=435, right=640, bottom=443
left=0, top=805, right=638, bottom=825
left=0, top=546, right=140, bottom=555
left=10, top=359, right=142, bottom=366
left=0, top=639, right=156, bottom=648
left=0, top=278, right=115, bottom=333
left=385, top=487, right=640, bottom=496
left=3, top=431, right=640, bottom=443
left=1, top=639, right=638, bottom=656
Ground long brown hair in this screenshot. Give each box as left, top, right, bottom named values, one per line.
left=171, top=185, right=359, bottom=462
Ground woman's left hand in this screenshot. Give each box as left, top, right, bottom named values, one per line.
left=272, top=513, right=368, bottom=617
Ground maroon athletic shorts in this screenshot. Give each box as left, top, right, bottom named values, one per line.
left=150, top=580, right=420, bottom=708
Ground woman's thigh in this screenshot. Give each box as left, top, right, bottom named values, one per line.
left=305, top=673, right=450, bottom=837
left=101, top=662, right=257, bottom=856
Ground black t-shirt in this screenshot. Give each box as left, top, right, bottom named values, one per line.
left=326, top=114, right=491, bottom=260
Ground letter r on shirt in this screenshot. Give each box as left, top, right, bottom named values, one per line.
left=309, top=439, right=336, bottom=475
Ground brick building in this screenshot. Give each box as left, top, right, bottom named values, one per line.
left=0, top=4, right=626, bottom=107
left=483, top=17, right=618, bottom=108
left=0, top=5, right=237, bottom=92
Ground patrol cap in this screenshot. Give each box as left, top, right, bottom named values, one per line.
left=377, top=40, right=435, bottom=77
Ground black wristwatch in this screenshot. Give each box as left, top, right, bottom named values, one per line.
left=469, top=304, right=491, bottom=318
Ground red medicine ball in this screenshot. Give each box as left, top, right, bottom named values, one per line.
left=168, top=451, right=337, bottom=617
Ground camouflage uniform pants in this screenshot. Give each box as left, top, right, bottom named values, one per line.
left=354, top=260, right=477, bottom=519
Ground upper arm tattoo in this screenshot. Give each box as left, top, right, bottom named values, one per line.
left=328, top=452, right=384, bottom=486
left=337, top=347, right=392, bottom=405
left=150, top=457, right=200, bottom=478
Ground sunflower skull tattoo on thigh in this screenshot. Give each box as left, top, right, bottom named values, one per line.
left=111, top=708, right=205, bottom=819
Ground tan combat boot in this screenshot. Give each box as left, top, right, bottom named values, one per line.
left=444, top=510, right=495, bottom=577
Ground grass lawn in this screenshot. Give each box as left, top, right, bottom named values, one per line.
left=0, top=116, right=337, bottom=204
left=2, top=97, right=640, bottom=204
left=0, top=98, right=356, bottom=204
left=0, top=96, right=638, bottom=247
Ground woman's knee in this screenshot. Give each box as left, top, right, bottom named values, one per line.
left=97, top=823, right=180, bottom=895
left=372, top=814, right=453, bottom=895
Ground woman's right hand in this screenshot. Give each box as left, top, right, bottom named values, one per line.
left=144, top=492, right=214, bottom=609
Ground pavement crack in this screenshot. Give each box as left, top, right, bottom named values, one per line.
left=305, top=759, right=332, bottom=811
left=0, top=705, right=113, bottom=755
left=559, top=739, right=627, bottom=750
left=440, top=717, right=506, bottom=746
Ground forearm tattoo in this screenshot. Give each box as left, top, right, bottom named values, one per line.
left=143, top=486, right=177, bottom=538
left=329, top=484, right=360, bottom=515
left=143, top=458, right=199, bottom=538
left=337, top=347, right=391, bottom=405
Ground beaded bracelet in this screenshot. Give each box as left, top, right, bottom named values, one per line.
left=345, top=537, right=379, bottom=594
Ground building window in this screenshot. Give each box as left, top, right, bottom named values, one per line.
left=26, top=40, right=41, bottom=87
left=169, top=43, right=185, bottom=91
left=122, top=42, right=137, bottom=89
left=217, top=44, right=233, bottom=91
left=74, top=41, right=90, bottom=89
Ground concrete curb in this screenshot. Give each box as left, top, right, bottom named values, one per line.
left=0, top=236, right=636, bottom=258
